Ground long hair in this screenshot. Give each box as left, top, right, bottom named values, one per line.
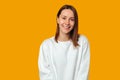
left=55, top=4, right=80, bottom=47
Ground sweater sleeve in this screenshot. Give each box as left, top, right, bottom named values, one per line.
left=77, top=37, right=90, bottom=80
left=38, top=41, right=53, bottom=80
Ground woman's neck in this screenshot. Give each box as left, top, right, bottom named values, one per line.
left=58, top=33, right=70, bottom=41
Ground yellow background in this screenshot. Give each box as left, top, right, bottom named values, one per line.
left=0, top=0, right=120, bottom=80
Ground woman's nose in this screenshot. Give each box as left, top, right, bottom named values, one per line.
left=65, top=19, right=70, bottom=25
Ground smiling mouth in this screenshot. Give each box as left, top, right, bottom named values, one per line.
left=64, top=26, right=70, bottom=29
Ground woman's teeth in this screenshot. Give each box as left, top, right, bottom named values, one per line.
left=64, top=26, right=70, bottom=29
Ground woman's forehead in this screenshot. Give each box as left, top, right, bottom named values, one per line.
left=60, top=9, right=74, bottom=17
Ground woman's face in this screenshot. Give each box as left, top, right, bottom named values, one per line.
left=57, top=9, right=75, bottom=35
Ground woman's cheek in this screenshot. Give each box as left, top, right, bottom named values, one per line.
left=60, top=20, right=64, bottom=24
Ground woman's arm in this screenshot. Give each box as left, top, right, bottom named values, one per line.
left=38, top=42, right=53, bottom=80
left=77, top=37, right=90, bottom=80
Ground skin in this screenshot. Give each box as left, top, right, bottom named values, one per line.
left=57, top=9, right=75, bottom=41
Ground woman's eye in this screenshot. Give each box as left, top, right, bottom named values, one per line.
left=70, top=19, right=75, bottom=21
left=62, top=17, right=66, bottom=19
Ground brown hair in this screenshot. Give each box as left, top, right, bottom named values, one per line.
left=55, top=4, right=80, bottom=47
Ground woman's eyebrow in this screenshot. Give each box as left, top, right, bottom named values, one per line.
left=61, top=15, right=67, bottom=17
left=70, top=17, right=75, bottom=18
left=61, top=15, right=74, bottom=18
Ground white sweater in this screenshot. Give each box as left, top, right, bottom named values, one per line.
left=38, top=35, right=90, bottom=80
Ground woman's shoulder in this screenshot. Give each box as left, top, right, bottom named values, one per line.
left=40, top=36, right=55, bottom=47
left=78, top=34, right=89, bottom=44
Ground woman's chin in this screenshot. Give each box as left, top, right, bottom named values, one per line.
left=62, top=30, right=71, bottom=34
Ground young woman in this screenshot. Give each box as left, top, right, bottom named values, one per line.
left=38, top=4, right=90, bottom=80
